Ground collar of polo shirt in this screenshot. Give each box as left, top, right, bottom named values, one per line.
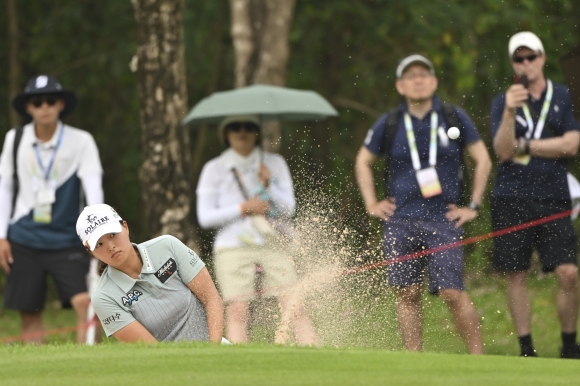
left=107, top=243, right=156, bottom=292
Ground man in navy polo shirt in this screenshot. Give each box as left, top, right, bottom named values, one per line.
left=355, top=54, right=491, bottom=354
left=491, top=32, right=580, bottom=359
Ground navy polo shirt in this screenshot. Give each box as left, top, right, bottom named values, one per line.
left=364, top=96, right=481, bottom=221
left=491, top=80, right=580, bottom=201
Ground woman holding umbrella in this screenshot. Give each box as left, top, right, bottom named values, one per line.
left=196, top=115, right=317, bottom=344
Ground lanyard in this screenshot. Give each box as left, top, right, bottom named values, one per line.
left=521, top=79, right=553, bottom=139
left=404, top=111, right=438, bottom=171
left=33, top=123, right=64, bottom=182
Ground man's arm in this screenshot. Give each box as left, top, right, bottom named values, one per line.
left=80, top=173, right=104, bottom=205
left=528, top=130, right=580, bottom=159
left=493, top=85, right=529, bottom=162
left=446, top=140, right=491, bottom=228
left=0, top=177, right=14, bottom=273
left=466, top=140, right=492, bottom=206
left=355, top=147, right=396, bottom=221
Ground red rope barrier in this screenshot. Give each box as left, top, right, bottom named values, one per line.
left=1, top=208, right=575, bottom=343
left=343, top=208, right=575, bottom=275
left=0, top=312, right=101, bottom=343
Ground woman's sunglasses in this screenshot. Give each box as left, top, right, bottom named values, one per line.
left=226, top=122, right=260, bottom=133
left=512, top=53, right=540, bottom=64
left=27, top=94, right=60, bottom=108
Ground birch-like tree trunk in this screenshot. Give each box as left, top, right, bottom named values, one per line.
left=7, top=0, right=21, bottom=128
left=229, top=0, right=296, bottom=152
left=132, top=0, right=198, bottom=250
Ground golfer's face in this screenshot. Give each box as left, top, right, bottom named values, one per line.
left=227, top=123, right=259, bottom=153
left=25, top=96, right=64, bottom=126
left=396, top=64, right=437, bottom=102
left=511, top=47, right=545, bottom=84
left=92, top=224, right=132, bottom=267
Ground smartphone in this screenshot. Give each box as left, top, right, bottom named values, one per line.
left=513, top=74, right=529, bottom=88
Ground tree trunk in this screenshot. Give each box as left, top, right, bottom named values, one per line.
left=229, top=0, right=296, bottom=152
left=7, top=0, right=21, bottom=128
left=132, top=0, right=198, bottom=251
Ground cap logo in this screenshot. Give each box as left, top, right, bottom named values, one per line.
left=83, top=215, right=110, bottom=236
left=36, top=76, right=48, bottom=89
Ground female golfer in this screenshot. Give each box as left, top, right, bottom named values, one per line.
left=76, top=204, right=224, bottom=343
left=196, top=115, right=317, bottom=344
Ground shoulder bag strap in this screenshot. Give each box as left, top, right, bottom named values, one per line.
left=11, top=126, right=24, bottom=218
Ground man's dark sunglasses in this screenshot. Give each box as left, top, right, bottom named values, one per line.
left=27, top=94, right=60, bottom=108
left=512, top=53, right=540, bottom=64
left=226, top=122, right=260, bottom=133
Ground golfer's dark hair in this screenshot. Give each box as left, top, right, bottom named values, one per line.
left=94, top=220, right=126, bottom=276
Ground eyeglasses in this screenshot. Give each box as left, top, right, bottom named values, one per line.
left=512, top=54, right=540, bottom=64
left=27, top=95, right=60, bottom=108
left=226, top=122, right=260, bottom=133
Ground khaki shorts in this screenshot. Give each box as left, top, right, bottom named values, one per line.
left=214, top=244, right=298, bottom=302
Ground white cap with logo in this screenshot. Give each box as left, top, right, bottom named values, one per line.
left=76, top=204, right=123, bottom=251
left=509, top=31, right=544, bottom=57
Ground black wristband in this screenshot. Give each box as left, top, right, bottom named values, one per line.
left=468, top=202, right=480, bottom=212
left=524, top=139, right=530, bottom=155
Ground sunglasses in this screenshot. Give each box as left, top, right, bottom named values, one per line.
left=226, top=122, right=260, bottom=133
left=512, top=53, right=540, bottom=64
left=27, top=95, right=60, bottom=108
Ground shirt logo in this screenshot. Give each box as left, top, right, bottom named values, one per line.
left=187, top=249, right=199, bottom=267
left=102, top=313, right=122, bottom=325
left=122, top=290, right=143, bottom=306
left=155, top=258, right=176, bottom=284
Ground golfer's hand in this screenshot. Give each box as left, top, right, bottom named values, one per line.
left=446, top=204, right=477, bottom=228
left=367, top=198, right=396, bottom=221
left=0, top=238, right=13, bottom=274
left=505, top=84, right=529, bottom=110
left=259, top=163, right=271, bottom=188
left=242, top=197, right=270, bottom=216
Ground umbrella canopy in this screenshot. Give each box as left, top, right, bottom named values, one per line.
left=181, top=84, right=338, bottom=125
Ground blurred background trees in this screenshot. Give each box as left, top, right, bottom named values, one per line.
left=1, top=0, right=579, bottom=263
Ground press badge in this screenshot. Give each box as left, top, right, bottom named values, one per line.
left=416, top=167, right=442, bottom=198
left=512, top=155, right=531, bottom=166
left=33, top=189, right=55, bottom=223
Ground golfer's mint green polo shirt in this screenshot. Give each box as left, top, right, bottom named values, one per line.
left=91, top=235, right=209, bottom=341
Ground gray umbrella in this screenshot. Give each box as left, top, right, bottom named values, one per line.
left=181, top=84, right=338, bottom=125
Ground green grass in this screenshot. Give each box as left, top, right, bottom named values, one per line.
left=0, top=343, right=578, bottom=386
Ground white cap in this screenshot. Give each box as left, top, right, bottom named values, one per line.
left=509, top=31, right=544, bottom=57
left=396, top=54, right=435, bottom=79
left=76, top=204, right=123, bottom=251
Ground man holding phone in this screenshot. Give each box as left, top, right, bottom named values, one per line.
left=491, top=31, right=580, bottom=358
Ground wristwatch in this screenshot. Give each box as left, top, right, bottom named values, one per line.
left=468, top=202, right=480, bottom=212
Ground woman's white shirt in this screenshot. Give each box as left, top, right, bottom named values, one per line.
left=196, top=148, right=295, bottom=249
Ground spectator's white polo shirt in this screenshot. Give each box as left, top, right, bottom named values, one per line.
left=0, top=122, right=102, bottom=249
left=91, top=235, right=209, bottom=341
